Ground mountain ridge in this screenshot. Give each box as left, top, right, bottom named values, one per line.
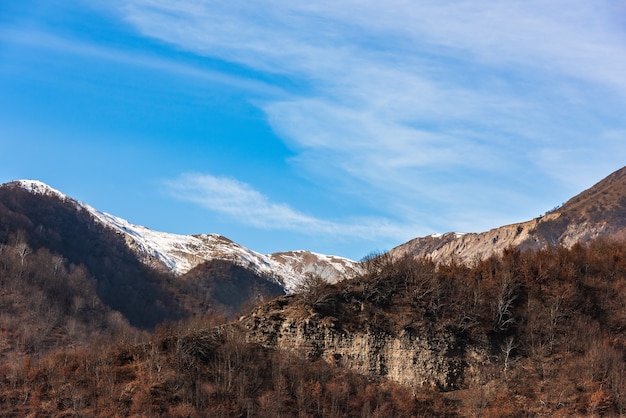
left=2, top=180, right=361, bottom=292
left=391, top=165, right=626, bottom=263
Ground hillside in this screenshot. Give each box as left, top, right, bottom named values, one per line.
left=1, top=167, right=625, bottom=416
left=0, top=179, right=358, bottom=359
left=1, top=237, right=624, bottom=416
left=391, top=166, right=626, bottom=264
left=0, top=182, right=183, bottom=329
left=4, top=180, right=361, bottom=292
left=0, top=314, right=452, bottom=417
left=0, top=180, right=363, bottom=324
left=240, top=240, right=626, bottom=416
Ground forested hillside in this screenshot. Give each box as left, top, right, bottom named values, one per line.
left=1, top=238, right=625, bottom=416
left=242, top=239, right=626, bottom=416
left=0, top=185, right=184, bottom=328
left=0, top=184, right=285, bottom=328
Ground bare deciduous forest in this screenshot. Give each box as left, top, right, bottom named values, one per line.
left=1, top=181, right=626, bottom=416
left=1, top=236, right=625, bottom=416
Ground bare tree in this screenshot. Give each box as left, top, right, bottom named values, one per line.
left=295, top=273, right=334, bottom=310
left=501, top=335, right=518, bottom=376
left=51, top=254, right=65, bottom=276
left=493, top=273, right=519, bottom=331
left=15, top=242, right=31, bottom=266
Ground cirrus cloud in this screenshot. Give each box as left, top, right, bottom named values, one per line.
left=165, top=173, right=410, bottom=242
left=120, top=0, right=626, bottom=235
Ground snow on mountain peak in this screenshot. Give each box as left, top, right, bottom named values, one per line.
left=9, top=179, right=361, bottom=292
left=14, top=180, right=69, bottom=200
left=87, top=211, right=361, bottom=291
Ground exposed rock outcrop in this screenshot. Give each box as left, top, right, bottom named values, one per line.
left=240, top=297, right=492, bottom=391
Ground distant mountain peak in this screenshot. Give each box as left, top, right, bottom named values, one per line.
left=3, top=179, right=361, bottom=292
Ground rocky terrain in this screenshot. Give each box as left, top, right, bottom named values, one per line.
left=238, top=238, right=626, bottom=415
left=240, top=295, right=489, bottom=391
left=391, top=166, right=626, bottom=264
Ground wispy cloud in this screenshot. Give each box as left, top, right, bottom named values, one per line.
left=119, top=0, right=626, bottom=233
left=165, top=173, right=410, bottom=241
left=0, top=27, right=280, bottom=96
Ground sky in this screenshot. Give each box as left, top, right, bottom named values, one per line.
left=1, top=0, right=626, bottom=261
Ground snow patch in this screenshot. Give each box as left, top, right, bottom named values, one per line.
left=15, top=180, right=68, bottom=200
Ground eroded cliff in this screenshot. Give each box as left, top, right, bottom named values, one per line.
left=240, top=293, right=493, bottom=391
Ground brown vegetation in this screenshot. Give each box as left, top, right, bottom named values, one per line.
left=0, top=314, right=452, bottom=417
left=1, top=237, right=625, bottom=416
left=2, top=182, right=626, bottom=416
left=3, top=237, right=626, bottom=416
left=0, top=239, right=142, bottom=363
left=247, top=239, right=626, bottom=416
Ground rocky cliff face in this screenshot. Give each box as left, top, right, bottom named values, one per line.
left=390, top=213, right=558, bottom=265
left=237, top=168, right=626, bottom=405
left=240, top=297, right=491, bottom=391
left=392, top=166, right=626, bottom=264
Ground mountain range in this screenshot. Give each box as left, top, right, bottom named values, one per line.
left=2, top=165, right=626, bottom=309
left=2, top=166, right=625, bottom=296
left=3, top=180, right=361, bottom=293
left=1, top=167, right=626, bottom=416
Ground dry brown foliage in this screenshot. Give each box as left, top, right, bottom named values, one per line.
left=1, top=237, right=626, bottom=416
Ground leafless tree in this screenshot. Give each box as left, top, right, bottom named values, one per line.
left=501, top=335, right=518, bottom=376
left=493, top=273, right=519, bottom=331
left=15, top=241, right=31, bottom=266
left=51, top=254, right=65, bottom=276
left=296, top=273, right=334, bottom=309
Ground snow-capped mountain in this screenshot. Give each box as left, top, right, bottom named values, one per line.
left=11, top=180, right=361, bottom=292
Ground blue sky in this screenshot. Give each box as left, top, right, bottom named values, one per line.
left=1, top=0, right=626, bottom=260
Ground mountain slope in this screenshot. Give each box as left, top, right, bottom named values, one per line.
left=2, top=180, right=361, bottom=292
left=391, top=166, right=626, bottom=264
left=0, top=181, right=183, bottom=328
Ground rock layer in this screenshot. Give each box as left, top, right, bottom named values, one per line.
left=240, top=298, right=491, bottom=391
